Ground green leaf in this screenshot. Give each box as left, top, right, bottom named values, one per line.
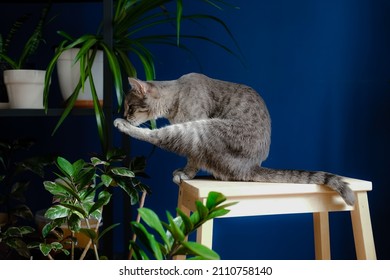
left=138, top=208, right=169, bottom=246
left=207, top=208, right=230, bottom=220
left=5, top=227, right=23, bottom=237
left=91, top=157, right=109, bottom=167
left=206, top=191, right=226, bottom=210
left=57, top=157, right=74, bottom=177
left=176, top=208, right=193, bottom=234
left=181, top=241, right=220, bottom=260
left=176, top=0, right=183, bottom=45
left=101, top=174, right=113, bottom=187
left=41, top=218, right=66, bottom=238
left=129, top=241, right=150, bottom=260
left=72, top=159, right=85, bottom=175
left=195, top=200, right=209, bottom=220
left=39, top=243, right=52, bottom=256
left=61, top=203, right=88, bottom=218
left=131, top=222, right=163, bottom=260
left=67, top=213, right=81, bottom=232
left=50, top=242, right=64, bottom=251
left=43, top=181, right=69, bottom=196
left=111, top=167, right=135, bottom=178
left=165, top=211, right=185, bottom=242
left=190, top=211, right=200, bottom=226
left=44, top=205, right=70, bottom=219
left=19, top=226, right=35, bottom=235
left=88, top=190, right=112, bottom=215
left=116, top=180, right=139, bottom=204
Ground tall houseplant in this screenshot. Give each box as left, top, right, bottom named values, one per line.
left=43, top=0, right=240, bottom=154
left=0, top=4, right=52, bottom=109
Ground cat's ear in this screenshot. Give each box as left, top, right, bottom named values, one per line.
left=128, top=77, right=160, bottom=99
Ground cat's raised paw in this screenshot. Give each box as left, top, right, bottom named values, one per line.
left=114, top=118, right=126, bottom=128
left=114, top=118, right=132, bottom=133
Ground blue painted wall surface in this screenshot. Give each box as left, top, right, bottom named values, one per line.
left=1, top=0, right=389, bottom=259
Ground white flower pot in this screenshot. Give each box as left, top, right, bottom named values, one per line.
left=57, top=48, right=103, bottom=108
left=4, top=69, right=45, bottom=109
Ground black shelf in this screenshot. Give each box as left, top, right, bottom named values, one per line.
left=0, top=108, right=95, bottom=117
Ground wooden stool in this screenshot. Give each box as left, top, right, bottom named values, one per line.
left=176, top=177, right=376, bottom=259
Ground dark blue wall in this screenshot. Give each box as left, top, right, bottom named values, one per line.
left=1, top=0, right=389, bottom=259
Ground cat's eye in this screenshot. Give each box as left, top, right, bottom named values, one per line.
left=137, top=108, right=149, bottom=113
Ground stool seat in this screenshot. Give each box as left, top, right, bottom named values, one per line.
left=176, top=177, right=376, bottom=259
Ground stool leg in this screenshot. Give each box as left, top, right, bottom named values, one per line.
left=197, top=220, right=214, bottom=249
left=313, top=212, right=331, bottom=260
left=351, top=192, right=376, bottom=260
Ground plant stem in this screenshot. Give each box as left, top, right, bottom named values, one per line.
left=80, top=218, right=100, bottom=260
left=128, top=191, right=147, bottom=260
left=71, top=231, right=75, bottom=260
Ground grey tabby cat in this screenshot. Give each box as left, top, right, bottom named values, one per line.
left=114, top=73, right=355, bottom=205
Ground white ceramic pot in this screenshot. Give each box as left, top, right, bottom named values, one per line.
left=4, top=69, right=45, bottom=109
left=57, top=48, right=103, bottom=108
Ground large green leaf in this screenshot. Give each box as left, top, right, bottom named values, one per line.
left=181, top=241, right=220, bottom=260
left=56, top=157, right=74, bottom=177
left=195, top=200, right=209, bottom=220
left=176, top=208, right=193, bottom=234
left=111, top=167, right=135, bottom=178
left=43, top=181, right=69, bottom=197
left=165, top=211, right=185, bottom=242
left=138, top=208, right=169, bottom=247
left=88, top=190, right=112, bottom=215
left=101, top=174, right=113, bottom=187
left=44, top=205, right=70, bottom=220
left=43, top=180, right=81, bottom=202
left=131, top=222, right=163, bottom=260
left=206, top=191, right=227, bottom=210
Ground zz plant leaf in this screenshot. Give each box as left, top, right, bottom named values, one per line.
left=130, top=191, right=236, bottom=260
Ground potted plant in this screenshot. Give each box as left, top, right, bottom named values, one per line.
left=43, top=0, right=240, bottom=153
left=32, top=150, right=233, bottom=260
left=0, top=4, right=51, bottom=109
left=32, top=149, right=149, bottom=259
left=0, top=138, right=52, bottom=259
left=56, top=47, right=104, bottom=108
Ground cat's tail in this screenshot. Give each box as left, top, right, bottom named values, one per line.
left=251, top=166, right=355, bottom=205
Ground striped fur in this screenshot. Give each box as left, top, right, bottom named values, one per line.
left=114, top=73, right=355, bottom=205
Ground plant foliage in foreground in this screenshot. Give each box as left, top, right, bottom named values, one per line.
left=130, top=191, right=237, bottom=260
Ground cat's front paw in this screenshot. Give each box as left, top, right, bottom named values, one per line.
left=172, top=169, right=192, bottom=184
left=114, top=118, right=130, bottom=132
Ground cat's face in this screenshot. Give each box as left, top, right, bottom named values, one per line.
left=123, top=78, right=158, bottom=126
left=123, top=90, right=152, bottom=126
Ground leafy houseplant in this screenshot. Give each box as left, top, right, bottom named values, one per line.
left=34, top=152, right=234, bottom=260
left=0, top=138, right=52, bottom=259
left=43, top=0, right=239, bottom=154
left=0, top=4, right=52, bottom=109
left=34, top=150, right=150, bottom=260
